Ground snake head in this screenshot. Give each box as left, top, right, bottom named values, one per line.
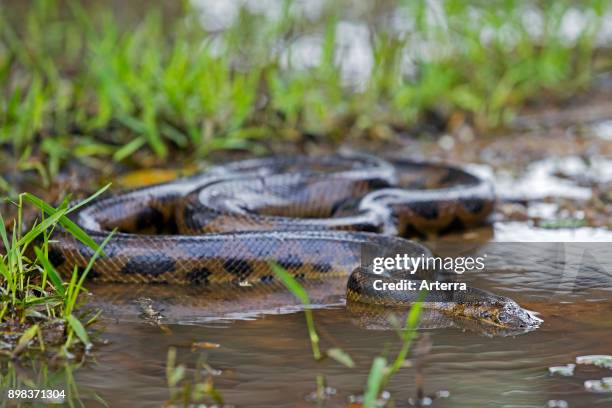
left=461, top=289, right=542, bottom=335
left=497, top=299, right=542, bottom=329
left=479, top=296, right=542, bottom=333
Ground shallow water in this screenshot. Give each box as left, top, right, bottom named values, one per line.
left=52, top=224, right=609, bottom=408
left=79, top=300, right=611, bottom=408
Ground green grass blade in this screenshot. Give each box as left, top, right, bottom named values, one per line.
left=64, top=183, right=111, bottom=213
left=113, top=137, right=146, bottom=162
left=16, top=208, right=66, bottom=248
left=385, top=291, right=427, bottom=384
left=12, top=324, right=40, bottom=357
left=21, top=192, right=102, bottom=253
left=66, top=314, right=92, bottom=349
left=270, top=262, right=321, bottom=359
left=34, top=246, right=66, bottom=296
left=363, top=356, right=387, bottom=408
left=74, top=229, right=114, bottom=293
left=270, top=262, right=310, bottom=305
left=0, top=259, right=11, bottom=284
left=326, top=348, right=355, bottom=368
left=405, top=293, right=425, bottom=332
left=0, top=212, right=10, bottom=251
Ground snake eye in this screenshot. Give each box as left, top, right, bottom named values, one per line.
left=498, top=311, right=511, bottom=325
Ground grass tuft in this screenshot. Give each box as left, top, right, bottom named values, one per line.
left=0, top=188, right=111, bottom=357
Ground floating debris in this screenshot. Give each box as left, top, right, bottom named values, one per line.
left=200, top=361, right=223, bottom=377
left=548, top=364, right=576, bottom=377
left=135, top=297, right=164, bottom=324
left=407, top=390, right=450, bottom=406
left=305, top=386, right=337, bottom=402
left=576, top=355, right=612, bottom=369
left=191, top=341, right=221, bottom=351
left=135, top=297, right=171, bottom=334
left=546, top=400, right=569, bottom=408
left=347, top=390, right=390, bottom=407
left=584, top=377, right=612, bottom=393
left=435, top=390, right=450, bottom=398
left=408, top=396, right=433, bottom=406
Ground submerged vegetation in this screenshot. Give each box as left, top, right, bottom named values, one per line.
left=1, top=0, right=611, bottom=187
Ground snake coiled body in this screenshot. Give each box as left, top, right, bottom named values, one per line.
left=46, top=154, right=540, bottom=332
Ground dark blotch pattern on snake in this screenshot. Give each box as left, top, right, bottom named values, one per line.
left=45, top=154, right=541, bottom=333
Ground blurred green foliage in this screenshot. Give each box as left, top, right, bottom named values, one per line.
left=0, top=0, right=609, bottom=180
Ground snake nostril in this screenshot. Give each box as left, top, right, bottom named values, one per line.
left=480, top=311, right=492, bottom=319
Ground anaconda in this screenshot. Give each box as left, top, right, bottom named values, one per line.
left=45, top=154, right=541, bottom=333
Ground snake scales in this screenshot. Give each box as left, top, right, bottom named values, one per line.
left=46, top=154, right=541, bottom=332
